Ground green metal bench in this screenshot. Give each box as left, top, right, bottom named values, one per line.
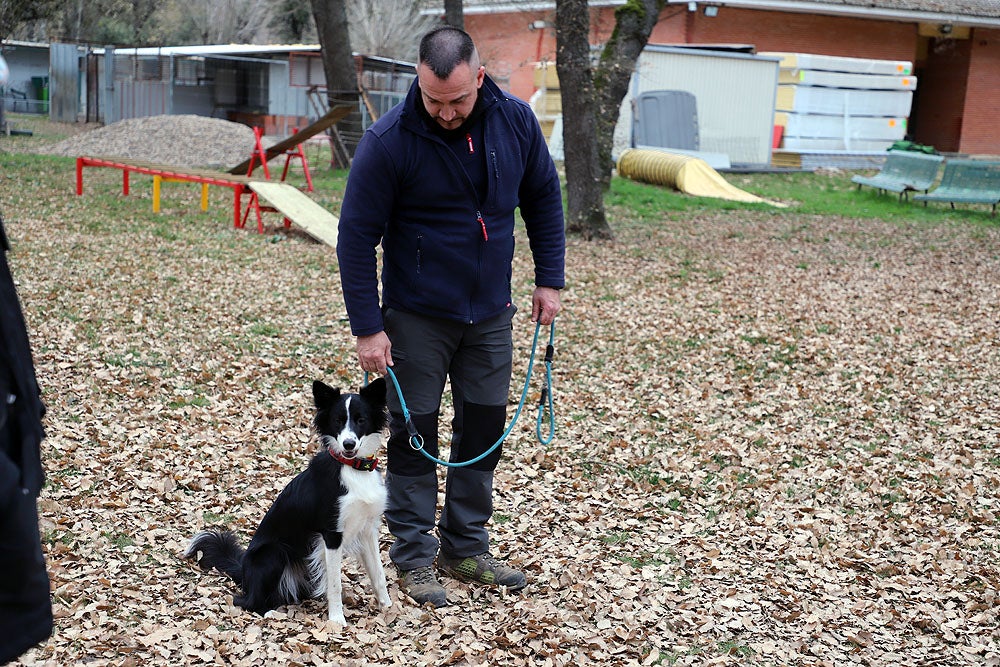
left=913, top=159, right=1000, bottom=215
left=851, top=150, right=944, bottom=201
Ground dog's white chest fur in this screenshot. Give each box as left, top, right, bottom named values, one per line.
left=338, top=465, right=387, bottom=539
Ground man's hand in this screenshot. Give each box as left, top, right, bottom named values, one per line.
left=531, top=286, right=561, bottom=325
left=356, top=331, right=393, bottom=375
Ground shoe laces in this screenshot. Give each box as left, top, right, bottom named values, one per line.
left=408, top=566, right=438, bottom=585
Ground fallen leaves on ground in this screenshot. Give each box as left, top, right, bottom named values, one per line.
left=5, top=179, right=1000, bottom=666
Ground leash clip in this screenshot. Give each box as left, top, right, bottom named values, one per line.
left=405, top=418, right=425, bottom=451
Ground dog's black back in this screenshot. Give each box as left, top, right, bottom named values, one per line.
left=184, top=378, right=388, bottom=615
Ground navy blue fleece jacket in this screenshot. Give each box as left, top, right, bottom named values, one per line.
left=336, top=74, right=565, bottom=336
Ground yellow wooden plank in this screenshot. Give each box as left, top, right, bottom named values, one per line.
left=248, top=181, right=339, bottom=247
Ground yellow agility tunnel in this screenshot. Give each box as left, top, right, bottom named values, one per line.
left=616, top=148, right=785, bottom=207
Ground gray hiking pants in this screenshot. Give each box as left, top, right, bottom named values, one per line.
left=381, top=307, right=514, bottom=570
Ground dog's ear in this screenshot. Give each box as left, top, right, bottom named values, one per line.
left=359, top=377, right=387, bottom=407
left=312, top=380, right=340, bottom=408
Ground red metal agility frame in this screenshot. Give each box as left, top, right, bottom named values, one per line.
left=75, top=156, right=254, bottom=229
left=245, top=126, right=314, bottom=193
left=279, top=129, right=314, bottom=193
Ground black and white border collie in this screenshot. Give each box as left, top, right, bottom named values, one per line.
left=183, top=378, right=391, bottom=626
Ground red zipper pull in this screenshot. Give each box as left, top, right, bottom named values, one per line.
left=477, top=211, right=488, bottom=241
left=466, top=132, right=475, bottom=154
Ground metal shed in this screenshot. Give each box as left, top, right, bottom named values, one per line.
left=614, top=45, right=781, bottom=167
left=40, top=43, right=415, bottom=151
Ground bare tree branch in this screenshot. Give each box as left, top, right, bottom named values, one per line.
left=346, top=0, right=435, bottom=61
left=556, top=0, right=667, bottom=240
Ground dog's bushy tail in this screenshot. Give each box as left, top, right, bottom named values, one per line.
left=183, top=527, right=245, bottom=585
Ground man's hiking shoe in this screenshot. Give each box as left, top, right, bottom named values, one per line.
left=439, top=552, right=527, bottom=591
left=398, top=566, right=448, bottom=608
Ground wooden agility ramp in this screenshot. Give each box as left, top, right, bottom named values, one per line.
left=228, top=105, right=354, bottom=176
left=247, top=181, right=339, bottom=247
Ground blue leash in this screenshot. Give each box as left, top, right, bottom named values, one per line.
left=367, top=320, right=556, bottom=468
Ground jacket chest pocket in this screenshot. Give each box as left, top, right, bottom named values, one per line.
left=488, top=148, right=523, bottom=213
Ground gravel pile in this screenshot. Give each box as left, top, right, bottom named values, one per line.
left=35, top=114, right=261, bottom=170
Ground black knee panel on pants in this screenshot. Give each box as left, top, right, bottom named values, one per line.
left=387, top=411, right=439, bottom=477
left=452, top=402, right=506, bottom=471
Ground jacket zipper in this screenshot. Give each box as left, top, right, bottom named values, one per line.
left=476, top=210, right=488, bottom=241
left=425, top=128, right=494, bottom=320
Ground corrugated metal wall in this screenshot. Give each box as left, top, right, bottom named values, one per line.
left=49, top=43, right=79, bottom=122
left=109, top=52, right=170, bottom=123
left=615, top=46, right=780, bottom=166
left=39, top=45, right=414, bottom=144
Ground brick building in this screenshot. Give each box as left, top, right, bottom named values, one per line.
left=429, top=0, right=1000, bottom=155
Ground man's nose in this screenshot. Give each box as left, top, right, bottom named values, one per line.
left=439, top=106, right=456, bottom=121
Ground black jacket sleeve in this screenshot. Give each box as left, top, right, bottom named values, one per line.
left=0, top=215, right=46, bottom=504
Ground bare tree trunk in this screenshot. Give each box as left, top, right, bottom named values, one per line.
left=310, top=0, right=359, bottom=111
left=555, top=0, right=612, bottom=240
left=593, top=1, right=666, bottom=181
left=555, top=0, right=666, bottom=240
left=443, top=0, right=464, bottom=29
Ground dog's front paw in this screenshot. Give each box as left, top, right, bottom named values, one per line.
left=328, top=613, right=348, bottom=627
left=377, top=593, right=392, bottom=609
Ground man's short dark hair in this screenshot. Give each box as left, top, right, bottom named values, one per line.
left=419, top=26, right=478, bottom=79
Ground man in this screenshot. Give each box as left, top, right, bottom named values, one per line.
left=0, top=208, right=52, bottom=661
left=337, top=26, right=565, bottom=608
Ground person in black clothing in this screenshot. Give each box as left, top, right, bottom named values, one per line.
left=0, top=211, right=52, bottom=664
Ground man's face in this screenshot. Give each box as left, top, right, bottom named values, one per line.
left=417, top=61, right=485, bottom=130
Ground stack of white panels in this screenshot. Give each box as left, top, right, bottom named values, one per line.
left=763, top=52, right=915, bottom=152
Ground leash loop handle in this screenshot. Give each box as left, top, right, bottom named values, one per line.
left=535, top=322, right=556, bottom=445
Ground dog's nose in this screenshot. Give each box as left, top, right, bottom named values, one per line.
left=342, top=438, right=357, bottom=451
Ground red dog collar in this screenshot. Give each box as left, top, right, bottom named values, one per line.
left=329, top=449, right=378, bottom=471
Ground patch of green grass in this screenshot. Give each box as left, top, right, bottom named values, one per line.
left=103, top=532, right=136, bottom=550
left=717, top=639, right=755, bottom=657
left=601, top=531, right=631, bottom=546
left=617, top=547, right=678, bottom=569
left=605, top=167, right=999, bottom=226
left=249, top=322, right=282, bottom=337
left=201, top=511, right=236, bottom=526
left=168, top=393, right=211, bottom=409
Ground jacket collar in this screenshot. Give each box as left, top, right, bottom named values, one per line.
left=400, top=72, right=504, bottom=137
